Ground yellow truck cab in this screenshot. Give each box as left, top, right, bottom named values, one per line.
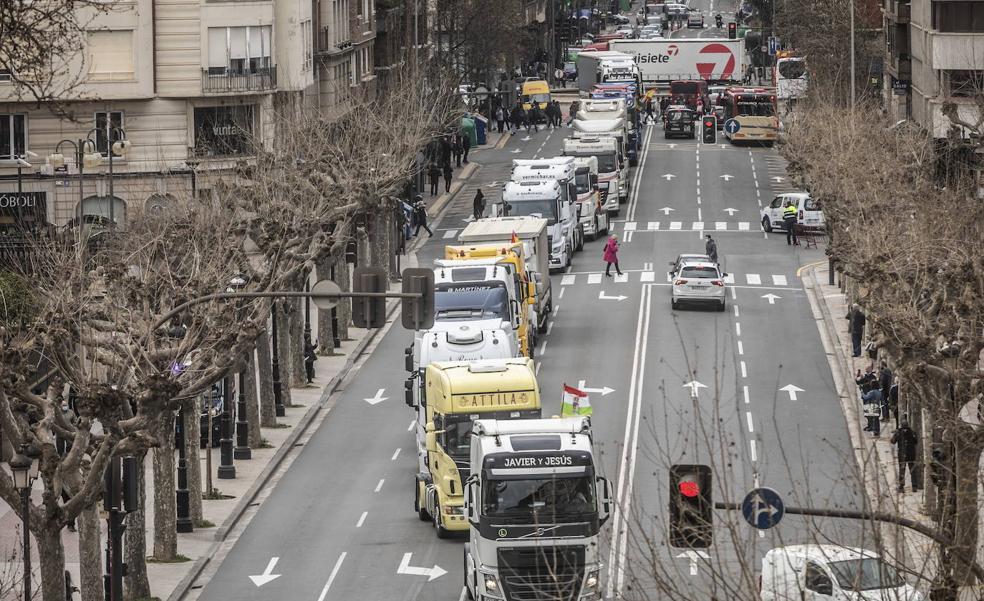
left=521, top=80, right=551, bottom=112
left=416, top=359, right=541, bottom=538
left=439, top=244, right=538, bottom=358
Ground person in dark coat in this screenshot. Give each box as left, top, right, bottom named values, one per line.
left=847, top=303, right=866, bottom=357
left=510, top=104, right=525, bottom=135
left=413, top=196, right=433, bottom=237
left=451, top=134, right=463, bottom=167
left=891, top=419, right=918, bottom=492
left=303, top=334, right=318, bottom=384
left=442, top=163, right=453, bottom=193
left=857, top=369, right=882, bottom=436
left=878, top=361, right=893, bottom=421
left=568, top=100, right=580, bottom=126
left=528, top=104, right=542, bottom=132
left=439, top=136, right=452, bottom=167
left=472, top=189, right=486, bottom=221
left=462, top=133, right=471, bottom=164
left=427, top=163, right=440, bottom=196
left=704, top=234, right=718, bottom=265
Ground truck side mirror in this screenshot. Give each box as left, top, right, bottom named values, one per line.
left=590, top=174, right=598, bottom=186
left=404, top=346, right=414, bottom=373
left=598, top=476, right=613, bottom=525
left=526, top=282, right=537, bottom=302
left=510, top=299, right=521, bottom=330
left=404, top=378, right=415, bottom=407
left=466, top=475, right=479, bottom=524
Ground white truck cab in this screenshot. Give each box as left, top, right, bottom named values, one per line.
left=499, top=180, right=576, bottom=272
left=572, top=120, right=629, bottom=202
left=572, top=156, right=610, bottom=240
left=563, top=137, right=622, bottom=215
left=512, top=157, right=584, bottom=253
left=761, top=545, right=922, bottom=601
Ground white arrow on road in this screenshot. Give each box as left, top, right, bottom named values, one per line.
left=510, top=148, right=522, bottom=154
left=761, top=293, right=782, bottom=305
left=659, top=206, right=675, bottom=215
left=521, top=135, right=532, bottom=141
left=249, top=557, right=282, bottom=587
left=667, top=143, right=677, bottom=149
left=772, top=176, right=785, bottom=183
left=364, top=388, right=389, bottom=405
left=779, top=384, right=804, bottom=401
left=723, top=207, right=740, bottom=216
left=661, top=173, right=676, bottom=181
left=719, top=174, right=734, bottom=182
left=676, top=550, right=710, bottom=576
left=581, top=386, right=616, bottom=396
left=599, top=291, right=628, bottom=301
left=683, top=380, right=708, bottom=398
left=397, top=553, right=447, bottom=582
left=485, top=181, right=500, bottom=188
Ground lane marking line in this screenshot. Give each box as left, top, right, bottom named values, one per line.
left=737, top=340, right=744, bottom=355
left=740, top=361, right=747, bottom=378
left=559, top=287, right=566, bottom=299
left=735, top=322, right=742, bottom=337
left=750, top=440, right=758, bottom=461
left=546, top=321, right=555, bottom=336
left=538, top=340, right=548, bottom=356
left=746, top=412, right=755, bottom=433
left=356, top=511, right=368, bottom=528
left=375, top=478, right=385, bottom=493
left=317, top=552, right=348, bottom=601
left=743, top=385, right=750, bottom=405
left=407, top=421, right=414, bottom=432
left=391, top=448, right=401, bottom=461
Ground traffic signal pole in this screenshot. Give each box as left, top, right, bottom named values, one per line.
left=714, top=501, right=984, bottom=583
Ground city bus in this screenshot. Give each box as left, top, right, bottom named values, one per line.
left=719, top=87, right=779, bottom=145
left=774, top=52, right=807, bottom=112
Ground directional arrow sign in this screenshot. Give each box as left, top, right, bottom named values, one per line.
left=762, top=293, right=782, bottom=305
left=485, top=181, right=500, bottom=188
left=675, top=550, right=710, bottom=576
left=741, top=487, right=785, bottom=529
left=365, top=388, right=389, bottom=405
left=581, top=386, right=616, bottom=396
left=661, top=173, right=676, bottom=181
left=723, top=207, right=740, bottom=216
left=599, top=291, right=628, bottom=301
left=719, top=174, right=734, bottom=182
left=772, top=176, right=785, bottom=183
left=397, top=553, right=447, bottom=582
left=510, top=148, right=522, bottom=154
left=659, top=207, right=675, bottom=215
left=249, top=557, right=282, bottom=587
left=683, top=380, right=708, bottom=397
left=779, top=384, right=804, bottom=401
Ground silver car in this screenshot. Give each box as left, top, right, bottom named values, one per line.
left=670, top=260, right=727, bottom=311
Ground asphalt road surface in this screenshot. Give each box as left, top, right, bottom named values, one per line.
left=189, top=121, right=874, bottom=601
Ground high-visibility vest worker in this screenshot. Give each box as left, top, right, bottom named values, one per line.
left=783, top=203, right=797, bottom=219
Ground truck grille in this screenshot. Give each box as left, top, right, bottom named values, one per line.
left=497, top=546, right=585, bottom=601
left=598, top=188, right=609, bottom=206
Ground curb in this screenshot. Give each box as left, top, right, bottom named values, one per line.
left=168, top=296, right=402, bottom=601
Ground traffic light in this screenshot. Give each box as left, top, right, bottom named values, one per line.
left=352, top=266, right=387, bottom=328
left=702, top=116, right=717, bottom=144
left=728, top=22, right=737, bottom=39
left=669, top=464, right=713, bottom=548
left=401, top=267, right=435, bottom=330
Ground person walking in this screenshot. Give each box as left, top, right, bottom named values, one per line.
left=878, top=361, right=893, bottom=421
left=495, top=106, right=506, bottom=134
left=510, top=104, right=525, bottom=135
left=860, top=377, right=882, bottom=437
left=413, top=196, right=433, bottom=237
left=529, top=103, right=543, bottom=133
left=462, top=133, right=471, bottom=164
left=439, top=135, right=452, bottom=167
left=451, top=133, right=463, bottom=167
left=568, top=100, right=580, bottom=126
left=553, top=100, right=564, bottom=127
left=427, top=163, right=440, bottom=197
left=442, top=163, right=453, bottom=193
left=472, top=189, right=486, bottom=221
left=644, top=96, right=656, bottom=124
left=544, top=101, right=556, bottom=130
left=555, top=66, right=565, bottom=88
left=847, top=303, right=866, bottom=357
left=603, top=234, right=623, bottom=277
left=891, top=419, right=919, bottom=492
left=303, top=334, right=318, bottom=384
left=782, top=200, right=799, bottom=245
left=704, top=234, right=718, bottom=265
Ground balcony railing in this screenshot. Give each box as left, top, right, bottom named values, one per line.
left=201, top=67, right=277, bottom=93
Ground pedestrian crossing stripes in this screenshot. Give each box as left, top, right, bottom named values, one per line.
left=618, top=221, right=757, bottom=232
left=558, top=271, right=796, bottom=287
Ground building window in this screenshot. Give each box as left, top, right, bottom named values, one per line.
left=207, top=26, right=272, bottom=75
left=946, top=70, right=984, bottom=97
left=193, top=105, right=255, bottom=156
left=933, top=1, right=984, bottom=32
left=94, top=111, right=125, bottom=156
left=0, top=114, right=27, bottom=161
left=87, top=30, right=135, bottom=81
left=0, top=70, right=11, bottom=83
left=302, top=20, right=313, bottom=71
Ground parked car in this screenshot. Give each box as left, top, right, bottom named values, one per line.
left=760, top=191, right=825, bottom=233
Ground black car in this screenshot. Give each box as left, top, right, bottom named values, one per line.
left=664, top=106, right=696, bottom=139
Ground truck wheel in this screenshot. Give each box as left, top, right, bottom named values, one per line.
left=538, top=303, right=550, bottom=333
left=415, top=479, right=430, bottom=521
left=464, top=547, right=475, bottom=600
left=435, top=511, right=451, bottom=539
left=761, top=216, right=773, bottom=233
left=576, top=227, right=585, bottom=251
left=718, top=299, right=727, bottom=312
left=671, top=298, right=679, bottom=310
left=565, top=245, right=572, bottom=268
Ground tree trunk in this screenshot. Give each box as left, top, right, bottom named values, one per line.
left=334, top=255, right=351, bottom=341
left=244, top=347, right=262, bottom=447
left=287, top=296, right=305, bottom=388
left=152, top=411, right=177, bottom=560
left=274, top=300, right=295, bottom=407
left=78, top=502, right=102, bottom=601
left=921, top=408, right=938, bottom=518
left=950, top=424, right=983, bottom=584
left=185, top=399, right=203, bottom=523
left=315, top=254, right=336, bottom=357
left=368, top=209, right=392, bottom=280
left=123, top=452, right=150, bottom=601
left=256, top=329, right=277, bottom=427
left=36, top=521, right=66, bottom=601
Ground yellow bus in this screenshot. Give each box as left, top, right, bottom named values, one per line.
left=520, top=79, right=551, bottom=112
left=720, top=87, right=779, bottom=146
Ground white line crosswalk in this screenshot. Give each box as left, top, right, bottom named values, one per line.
left=616, top=221, right=760, bottom=232
left=560, top=271, right=796, bottom=287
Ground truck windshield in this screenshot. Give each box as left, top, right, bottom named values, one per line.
left=574, top=172, right=591, bottom=194
left=507, top=198, right=558, bottom=225
left=483, top=476, right=596, bottom=520
left=596, top=153, right=617, bottom=172
left=439, top=413, right=474, bottom=463
left=828, top=559, right=905, bottom=591
left=435, top=283, right=510, bottom=321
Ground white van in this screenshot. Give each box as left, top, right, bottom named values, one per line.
left=761, top=545, right=922, bottom=601
left=760, top=191, right=825, bottom=233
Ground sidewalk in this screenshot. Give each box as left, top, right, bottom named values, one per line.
left=802, top=263, right=938, bottom=588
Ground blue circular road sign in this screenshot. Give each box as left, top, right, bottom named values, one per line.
left=725, top=119, right=741, bottom=135
left=741, top=487, right=785, bottom=530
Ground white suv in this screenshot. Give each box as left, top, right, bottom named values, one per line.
left=670, top=260, right=726, bottom=311
left=761, top=191, right=825, bottom=233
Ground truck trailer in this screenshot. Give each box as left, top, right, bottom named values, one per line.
left=609, top=38, right=744, bottom=85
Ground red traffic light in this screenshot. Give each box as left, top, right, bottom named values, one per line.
left=679, top=479, right=701, bottom=497
left=704, top=119, right=714, bottom=127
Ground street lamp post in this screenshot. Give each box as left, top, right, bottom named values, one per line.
left=9, top=444, right=37, bottom=601
left=50, top=140, right=98, bottom=229
left=84, top=126, right=130, bottom=228
left=217, top=371, right=236, bottom=479
left=271, top=302, right=286, bottom=417
left=228, top=275, right=252, bottom=460
left=175, top=404, right=194, bottom=532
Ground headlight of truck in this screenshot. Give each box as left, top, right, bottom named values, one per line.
left=583, top=570, right=600, bottom=595
left=483, top=573, right=502, bottom=595
left=442, top=505, right=464, bottom=515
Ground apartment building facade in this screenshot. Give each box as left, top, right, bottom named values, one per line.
left=314, top=0, right=378, bottom=115
left=0, top=0, right=380, bottom=241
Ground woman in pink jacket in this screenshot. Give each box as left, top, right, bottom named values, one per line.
left=603, top=234, right=623, bottom=277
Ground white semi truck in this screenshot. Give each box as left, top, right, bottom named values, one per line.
left=463, top=417, right=612, bottom=601
left=576, top=50, right=641, bottom=92
left=563, top=137, right=622, bottom=216
left=512, top=157, right=585, bottom=254
left=499, top=180, right=577, bottom=272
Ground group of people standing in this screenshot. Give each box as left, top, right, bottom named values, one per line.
left=492, top=100, right=566, bottom=135
left=427, top=131, right=472, bottom=197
